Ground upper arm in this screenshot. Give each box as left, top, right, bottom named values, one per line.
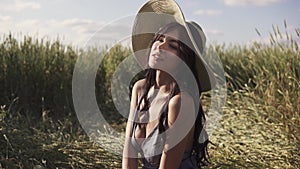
left=125, top=79, right=146, bottom=137
left=159, top=92, right=196, bottom=169
left=122, top=79, right=146, bottom=169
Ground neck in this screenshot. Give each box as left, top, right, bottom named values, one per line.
left=155, top=70, right=175, bottom=92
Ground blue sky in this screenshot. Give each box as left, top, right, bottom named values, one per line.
left=0, top=0, right=299, bottom=47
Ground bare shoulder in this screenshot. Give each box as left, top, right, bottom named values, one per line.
left=169, top=92, right=194, bottom=109
left=131, top=78, right=146, bottom=98
left=125, top=78, right=147, bottom=136
left=133, top=78, right=146, bottom=90
left=168, top=92, right=195, bottom=125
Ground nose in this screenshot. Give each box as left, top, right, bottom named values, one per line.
left=156, top=41, right=167, bottom=50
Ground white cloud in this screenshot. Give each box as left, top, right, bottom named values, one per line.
left=0, top=17, right=133, bottom=47
left=0, top=0, right=41, bottom=12
left=0, top=15, right=12, bottom=22
left=206, top=29, right=224, bottom=36
left=223, top=0, right=283, bottom=7
left=62, top=18, right=96, bottom=27
left=249, top=24, right=300, bottom=46
left=194, top=9, right=222, bottom=16
left=248, top=36, right=298, bottom=46
left=249, top=36, right=271, bottom=45
left=60, top=18, right=106, bottom=35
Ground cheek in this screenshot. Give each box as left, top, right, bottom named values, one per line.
left=167, top=58, right=180, bottom=70
left=163, top=56, right=181, bottom=72
left=148, top=56, right=155, bottom=68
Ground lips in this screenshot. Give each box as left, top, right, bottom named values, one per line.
left=152, top=53, right=163, bottom=60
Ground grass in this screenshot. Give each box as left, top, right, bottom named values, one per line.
left=0, top=22, right=299, bottom=168
left=1, top=89, right=298, bottom=169
left=206, top=91, right=299, bottom=169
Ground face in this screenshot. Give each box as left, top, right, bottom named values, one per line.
left=148, top=29, right=182, bottom=73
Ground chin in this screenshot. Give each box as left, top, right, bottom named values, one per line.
left=148, top=60, right=156, bottom=68
left=148, top=63, right=157, bottom=69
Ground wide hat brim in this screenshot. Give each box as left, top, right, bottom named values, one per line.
left=132, top=0, right=216, bottom=92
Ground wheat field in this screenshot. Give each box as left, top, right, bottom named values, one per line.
left=0, top=24, right=299, bottom=168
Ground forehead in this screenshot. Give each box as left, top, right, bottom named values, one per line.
left=163, top=29, right=180, bottom=41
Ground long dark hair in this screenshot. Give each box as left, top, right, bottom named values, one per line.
left=137, top=22, right=209, bottom=167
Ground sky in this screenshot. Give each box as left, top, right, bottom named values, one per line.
left=0, top=0, right=299, bottom=48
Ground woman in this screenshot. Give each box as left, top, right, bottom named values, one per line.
left=122, top=1, right=215, bottom=168
left=122, top=21, right=213, bottom=169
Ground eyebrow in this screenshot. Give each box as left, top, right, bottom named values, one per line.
left=157, top=34, right=180, bottom=46
left=168, top=38, right=180, bottom=46
left=169, top=39, right=179, bottom=43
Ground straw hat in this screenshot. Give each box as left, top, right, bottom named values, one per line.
left=132, top=0, right=215, bottom=92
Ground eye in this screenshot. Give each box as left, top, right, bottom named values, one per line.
left=169, top=42, right=179, bottom=50
left=169, top=44, right=177, bottom=49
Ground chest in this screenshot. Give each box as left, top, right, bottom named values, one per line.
left=135, top=91, right=169, bottom=142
